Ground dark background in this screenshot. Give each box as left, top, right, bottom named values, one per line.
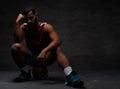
left=0, top=0, right=120, bottom=71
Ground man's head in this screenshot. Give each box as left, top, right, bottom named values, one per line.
left=21, top=6, right=38, bottom=26
left=21, top=6, right=36, bottom=15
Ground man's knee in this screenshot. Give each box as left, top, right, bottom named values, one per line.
left=56, top=47, right=63, bottom=54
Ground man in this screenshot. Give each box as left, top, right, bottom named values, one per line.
left=11, top=7, right=84, bottom=88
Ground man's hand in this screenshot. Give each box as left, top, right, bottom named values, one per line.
left=37, top=50, right=47, bottom=61
left=36, top=50, right=48, bottom=67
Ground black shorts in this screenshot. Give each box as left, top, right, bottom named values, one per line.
left=26, top=51, right=56, bottom=67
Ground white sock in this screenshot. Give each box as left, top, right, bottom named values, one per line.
left=21, top=65, right=32, bottom=72
left=64, top=66, right=72, bottom=76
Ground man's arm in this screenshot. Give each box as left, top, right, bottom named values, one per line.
left=42, top=23, right=61, bottom=53
left=13, top=14, right=25, bottom=43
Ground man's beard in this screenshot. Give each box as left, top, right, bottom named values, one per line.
left=27, top=19, right=38, bottom=27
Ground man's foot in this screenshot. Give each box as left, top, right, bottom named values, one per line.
left=14, top=70, right=31, bottom=82
left=65, top=71, right=84, bottom=88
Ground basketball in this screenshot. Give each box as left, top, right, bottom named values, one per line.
left=32, top=67, right=48, bottom=80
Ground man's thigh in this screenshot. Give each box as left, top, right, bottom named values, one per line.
left=45, top=50, right=57, bottom=65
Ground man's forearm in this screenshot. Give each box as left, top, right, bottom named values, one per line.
left=13, top=22, right=24, bottom=43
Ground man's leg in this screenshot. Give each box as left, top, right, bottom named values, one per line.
left=56, top=47, right=84, bottom=88
left=11, top=43, right=33, bottom=82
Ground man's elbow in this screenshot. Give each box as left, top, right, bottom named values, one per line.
left=57, top=39, right=62, bottom=46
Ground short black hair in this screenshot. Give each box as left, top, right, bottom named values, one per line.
left=21, top=6, right=36, bottom=15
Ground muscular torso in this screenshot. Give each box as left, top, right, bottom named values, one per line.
left=23, top=22, right=51, bottom=54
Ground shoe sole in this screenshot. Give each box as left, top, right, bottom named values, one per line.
left=72, top=80, right=84, bottom=88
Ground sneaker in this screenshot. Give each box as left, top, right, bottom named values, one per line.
left=65, top=71, right=84, bottom=88
left=14, top=70, right=31, bottom=82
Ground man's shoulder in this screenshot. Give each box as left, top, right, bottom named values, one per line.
left=20, top=23, right=28, bottom=29
left=41, top=22, right=55, bottom=32
left=39, top=22, right=47, bottom=26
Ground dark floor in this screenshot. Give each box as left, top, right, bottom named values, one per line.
left=0, top=70, right=120, bottom=89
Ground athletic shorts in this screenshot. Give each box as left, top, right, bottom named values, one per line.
left=26, top=51, right=56, bottom=67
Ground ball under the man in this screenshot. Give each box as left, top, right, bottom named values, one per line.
left=32, top=67, right=48, bottom=80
